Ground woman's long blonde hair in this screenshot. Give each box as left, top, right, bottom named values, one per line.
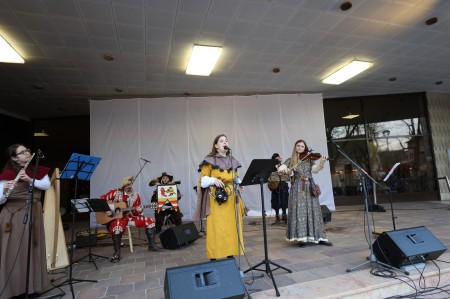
left=289, top=139, right=309, bottom=168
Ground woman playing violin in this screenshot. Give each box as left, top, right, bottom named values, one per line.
left=278, top=139, right=332, bottom=247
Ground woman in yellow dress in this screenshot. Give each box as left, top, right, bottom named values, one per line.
left=193, top=134, right=245, bottom=260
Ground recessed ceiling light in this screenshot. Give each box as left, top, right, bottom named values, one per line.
left=34, top=130, right=49, bottom=137
left=186, top=45, right=222, bottom=76
left=342, top=112, right=359, bottom=119
left=340, top=2, right=352, bottom=11
left=389, top=77, right=397, bottom=82
left=322, top=60, right=373, bottom=85
left=0, top=35, right=25, bottom=64
left=272, top=67, right=280, bottom=73
left=435, top=81, right=443, bottom=85
left=104, top=54, right=114, bottom=61
left=425, top=17, right=438, bottom=26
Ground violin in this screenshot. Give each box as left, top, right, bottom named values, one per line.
left=278, top=151, right=332, bottom=174
left=299, top=152, right=332, bottom=161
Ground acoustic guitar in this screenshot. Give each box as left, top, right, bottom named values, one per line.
left=96, top=201, right=157, bottom=225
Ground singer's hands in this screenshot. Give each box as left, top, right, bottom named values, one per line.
left=135, top=205, right=143, bottom=213
left=214, top=178, right=225, bottom=188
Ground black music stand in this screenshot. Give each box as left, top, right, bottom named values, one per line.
left=242, top=159, right=292, bottom=297
left=44, top=153, right=101, bottom=299
left=74, top=198, right=109, bottom=269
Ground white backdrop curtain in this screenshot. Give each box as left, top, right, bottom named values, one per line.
left=90, top=94, right=335, bottom=225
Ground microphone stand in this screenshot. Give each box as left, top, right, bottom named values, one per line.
left=383, top=162, right=401, bottom=230
left=330, top=142, right=406, bottom=274
left=129, top=159, right=151, bottom=242
left=24, top=150, right=43, bottom=299
left=131, top=158, right=151, bottom=185
left=226, top=148, right=253, bottom=299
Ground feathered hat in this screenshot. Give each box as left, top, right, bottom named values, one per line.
left=149, top=172, right=173, bottom=186
left=119, top=176, right=134, bottom=189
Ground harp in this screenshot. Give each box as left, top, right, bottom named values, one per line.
left=43, top=168, right=70, bottom=270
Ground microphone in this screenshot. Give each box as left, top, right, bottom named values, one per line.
left=224, top=146, right=231, bottom=156
left=140, top=158, right=151, bottom=163
left=37, top=149, right=45, bottom=159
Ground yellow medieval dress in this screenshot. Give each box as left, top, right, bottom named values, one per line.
left=195, top=155, right=245, bottom=259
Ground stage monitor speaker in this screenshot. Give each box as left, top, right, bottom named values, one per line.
left=164, top=259, right=245, bottom=299
left=159, top=222, right=199, bottom=250
left=373, top=226, right=447, bottom=268
left=321, top=205, right=332, bottom=222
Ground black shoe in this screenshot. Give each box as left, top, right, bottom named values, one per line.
left=110, top=254, right=120, bottom=263
left=298, top=241, right=307, bottom=247
left=319, top=240, right=333, bottom=246
left=146, top=228, right=165, bottom=252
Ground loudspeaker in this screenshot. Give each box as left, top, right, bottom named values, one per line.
left=373, top=226, right=447, bottom=268
left=164, top=259, right=246, bottom=299
left=75, top=231, right=97, bottom=248
left=367, top=204, right=386, bottom=212
left=159, top=222, right=199, bottom=249
left=321, top=205, right=332, bottom=222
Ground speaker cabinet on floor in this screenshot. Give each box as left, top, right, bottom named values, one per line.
left=159, top=222, right=199, bottom=250
left=164, top=259, right=246, bottom=299
left=321, top=205, right=332, bottom=222
left=373, top=226, right=447, bottom=268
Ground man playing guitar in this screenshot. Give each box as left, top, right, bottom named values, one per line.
left=100, top=176, right=163, bottom=263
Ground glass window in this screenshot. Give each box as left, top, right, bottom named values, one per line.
left=325, top=93, right=437, bottom=202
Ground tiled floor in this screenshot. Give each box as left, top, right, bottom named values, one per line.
left=40, top=200, right=450, bottom=299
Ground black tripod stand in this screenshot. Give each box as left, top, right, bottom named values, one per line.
left=242, top=159, right=292, bottom=297
left=331, top=142, right=406, bottom=274
left=74, top=199, right=109, bottom=269
left=383, top=162, right=401, bottom=230
left=41, top=153, right=102, bottom=299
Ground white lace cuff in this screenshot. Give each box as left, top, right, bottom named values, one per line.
left=201, top=176, right=216, bottom=188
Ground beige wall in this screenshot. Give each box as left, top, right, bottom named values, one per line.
left=427, top=92, right=450, bottom=200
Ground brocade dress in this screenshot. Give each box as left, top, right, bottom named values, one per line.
left=193, top=155, right=245, bottom=259
left=283, top=158, right=329, bottom=243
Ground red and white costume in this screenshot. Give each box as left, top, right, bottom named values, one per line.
left=100, top=189, right=155, bottom=235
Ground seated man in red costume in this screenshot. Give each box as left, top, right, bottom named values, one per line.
left=100, top=176, right=163, bottom=263
left=150, top=172, right=183, bottom=234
